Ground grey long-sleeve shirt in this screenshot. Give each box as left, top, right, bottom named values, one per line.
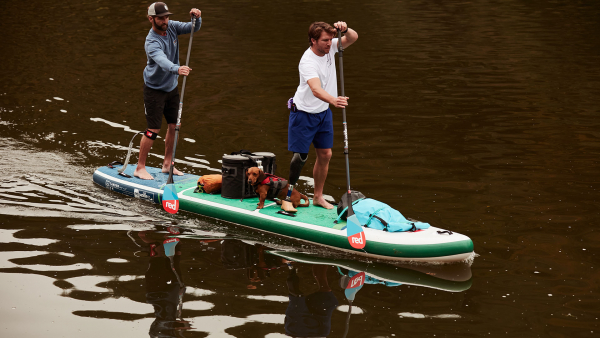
left=143, top=17, right=201, bottom=92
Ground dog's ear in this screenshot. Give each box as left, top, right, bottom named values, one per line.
left=257, top=169, right=266, bottom=183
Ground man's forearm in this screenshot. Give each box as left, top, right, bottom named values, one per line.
left=311, top=86, right=336, bottom=106
left=341, top=28, right=358, bottom=48
left=345, top=28, right=358, bottom=43
left=147, top=44, right=179, bottom=74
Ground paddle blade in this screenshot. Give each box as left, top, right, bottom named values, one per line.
left=344, top=272, right=366, bottom=301
left=162, top=184, right=179, bottom=214
left=344, top=191, right=366, bottom=249
left=163, top=238, right=179, bottom=257
left=346, top=213, right=365, bottom=249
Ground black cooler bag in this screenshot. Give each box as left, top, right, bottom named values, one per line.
left=221, top=154, right=264, bottom=199
left=252, top=151, right=277, bottom=174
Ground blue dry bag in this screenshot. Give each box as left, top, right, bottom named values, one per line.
left=336, top=198, right=430, bottom=232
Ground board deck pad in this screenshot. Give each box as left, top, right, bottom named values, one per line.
left=110, top=165, right=198, bottom=189
left=181, top=187, right=343, bottom=229
left=99, top=164, right=343, bottom=228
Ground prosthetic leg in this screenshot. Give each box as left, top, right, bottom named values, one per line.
left=280, top=152, right=308, bottom=213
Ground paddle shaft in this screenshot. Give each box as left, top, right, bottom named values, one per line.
left=342, top=301, right=353, bottom=338
left=167, top=16, right=197, bottom=184
left=177, top=286, right=185, bottom=320
left=168, top=256, right=185, bottom=286
left=338, top=29, right=366, bottom=249
left=337, top=30, right=352, bottom=194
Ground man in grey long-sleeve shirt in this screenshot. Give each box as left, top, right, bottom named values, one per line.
left=135, top=2, right=202, bottom=180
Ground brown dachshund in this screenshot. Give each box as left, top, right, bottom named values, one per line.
left=246, top=167, right=310, bottom=210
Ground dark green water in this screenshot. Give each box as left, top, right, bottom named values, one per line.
left=1, top=0, right=599, bottom=337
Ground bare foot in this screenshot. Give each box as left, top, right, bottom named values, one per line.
left=281, top=200, right=297, bottom=213
left=313, top=197, right=334, bottom=209
left=134, top=167, right=154, bottom=180
left=162, top=167, right=184, bottom=176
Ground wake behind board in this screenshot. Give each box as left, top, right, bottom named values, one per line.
left=93, top=164, right=474, bottom=263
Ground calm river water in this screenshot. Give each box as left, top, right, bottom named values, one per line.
left=1, top=0, right=599, bottom=337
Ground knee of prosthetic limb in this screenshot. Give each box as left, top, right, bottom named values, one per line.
left=144, top=129, right=158, bottom=140
left=296, top=153, right=308, bottom=162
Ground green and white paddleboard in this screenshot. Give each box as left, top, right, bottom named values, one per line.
left=93, top=164, right=474, bottom=263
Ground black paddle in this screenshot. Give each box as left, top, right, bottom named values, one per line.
left=163, top=16, right=198, bottom=214
left=337, top=28, right=366, bottom=250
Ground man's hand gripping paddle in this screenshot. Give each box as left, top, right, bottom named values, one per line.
left=337, top=28, right=366, bottom=250
left=163, top=16, right=198, bottom=214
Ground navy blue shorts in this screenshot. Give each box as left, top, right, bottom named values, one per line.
left=288, top=108, right=334, bottom=153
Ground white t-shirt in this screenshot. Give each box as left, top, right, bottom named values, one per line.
left=293, top=38, right=339, bottom=113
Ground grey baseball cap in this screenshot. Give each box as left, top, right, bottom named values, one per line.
left=148, top=2, right=173, bottom=17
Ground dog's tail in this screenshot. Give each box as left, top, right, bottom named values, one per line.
left=299, top=193, right=310, bottom=207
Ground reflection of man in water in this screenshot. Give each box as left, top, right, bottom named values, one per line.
left=284, top=265, right=338, bottom=337
left=220, top=239, right=288, bottom=289
left=137, top=231, right=190, bottom=337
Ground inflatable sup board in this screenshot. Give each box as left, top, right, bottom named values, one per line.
left=93, top=164, right=474, bottom=263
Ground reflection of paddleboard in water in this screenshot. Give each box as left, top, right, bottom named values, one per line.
left=267, top=250, right=472, bottom=292
left=93, top=164, right=474, bottom=263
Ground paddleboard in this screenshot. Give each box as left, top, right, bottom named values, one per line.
left=93, top=164, right=474, bottom=263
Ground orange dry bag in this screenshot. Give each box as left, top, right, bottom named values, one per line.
left=197, top=174, right=223, bottom=194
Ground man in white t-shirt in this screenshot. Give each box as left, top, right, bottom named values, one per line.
left=281, top=21, right=358, bottom=213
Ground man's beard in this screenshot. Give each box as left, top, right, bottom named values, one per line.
left=153, top=18, right=168, bottom=31
left=317, top=46, right=329, bottom=55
